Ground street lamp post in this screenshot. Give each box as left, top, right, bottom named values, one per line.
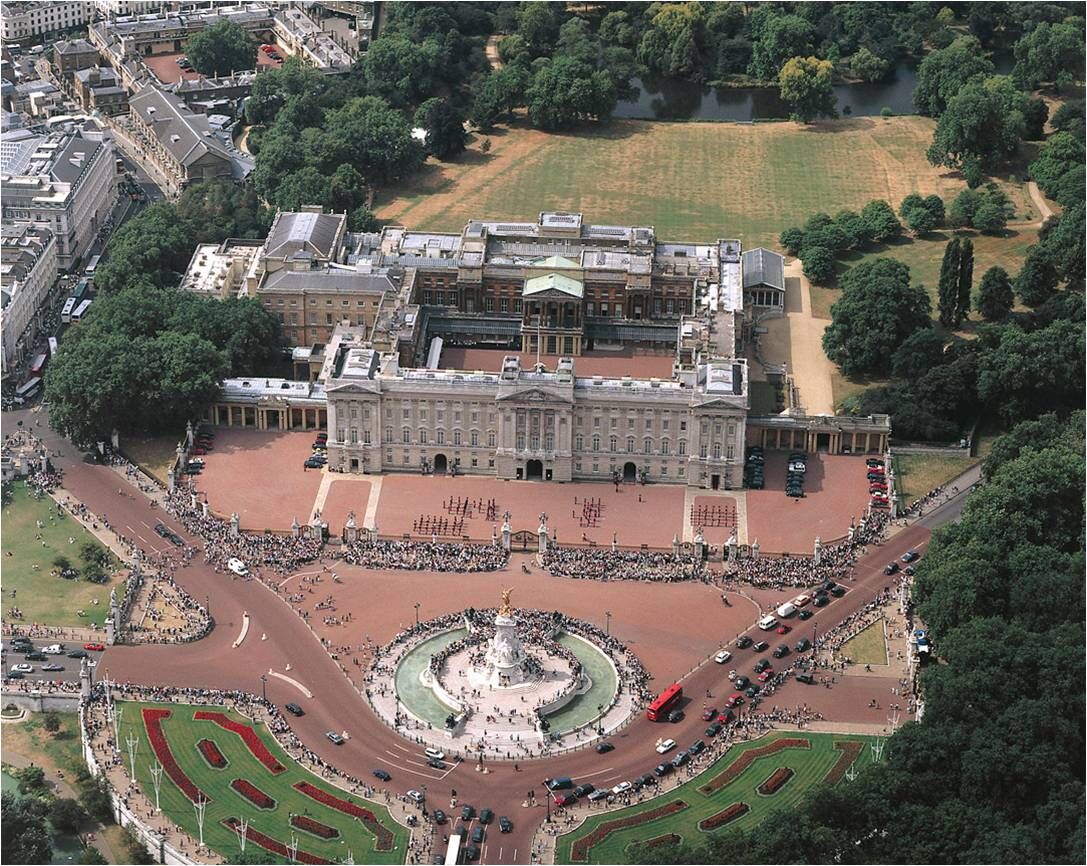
left=260, top=674, right=268, bottom=702
left=414, top=602, right=420, bottom=628
left=605, top=611, right=612, bottom=636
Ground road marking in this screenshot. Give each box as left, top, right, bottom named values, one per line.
left=266, top=669, right=313, bottom=698
left=577, top=765, right=616, bottom=779
left=232, top=613, right=250, bottom=648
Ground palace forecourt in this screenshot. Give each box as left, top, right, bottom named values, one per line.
left=187, top=209, right=889, bottom=493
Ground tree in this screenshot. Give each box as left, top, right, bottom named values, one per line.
left=413, top=97, right=467, bottom=160
left=937, top=237, right=962, bottom=327
left=43, top=712, right=61, bottom=734
left=926, top=76, right=1027, bottom=177
left=526, top=57, right=616, bottom=130
left=76, top=774, right=113, bottom=825
left=955, top=238, right=974, bottom=326
left=16, top=766, right=48, bottom=796
left=891, top=328, right=946, bottom=381
left=245, top=59, right=329, bottom=126
left=184, top=20, right=255, bottom=76
left=121, top=826, right=155, bottom=866
left=1014, top=249, right=1059, bottom=307
left=748, top=12, right=813, bottom=80
left=1034, top=204, right=1085, bottom=288
left=1029, top=131, right=1085, bottom=207
left=823, top=258, right=932, bottom=376
left=860, top=199, right=902, bottom=243
left=974, top=266, right=1014, bottom=321
left=79, top=847, right=108, bottom=865
left=850, top=46, right=890, bottom=82
left=779, top=227, right=805, bottom=256
left=948, top=184, right=1011, bottom=232
left=360, top=34, right=443, bottom=107
left=470, top=67, right=528, bottom=129
left=1011, top=20, right=1086, bottom=90
left=913, top=36, right=994, bottom=117
left=1050, top=100, right=1085, bottom=136
left=800, top=245, right=835, bottom=284
left=49, top=798, right=89, bottom=835
left=323, top=96, right=426, bottom=184
left=778, top=56, right=837, bottom=123
left=899, top=193, right=942, bottom=235
left=517, top=1, right=562, bottom=55
left=1, top=792, right=53, bottom=865
left=1022, top=98, right=1049, bottom=141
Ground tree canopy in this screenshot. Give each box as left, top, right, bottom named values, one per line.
left=778, top=56, right=837, bottom=123
left=823, top=257, right=932, bottom=376
left=184, top=19, right=255, bottom=76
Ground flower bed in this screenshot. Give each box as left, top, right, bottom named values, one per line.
left=569, top=800, right=688, bottom=862
left=230, top=778, right=276, bottom=810
left=223, top=818, right=330, bottom=865
left=756, top=767, right=794, bottom=796
left=193, top=710, right=285, bottom=774
left=142, top=708, right=207, bottom=804
left=824, top=740, right=865, bottom=784
left=291, top=814, right=340, bottom=840
left=642, top=833, right=681, bottom=849
left=196, top=738, right=227, bottom=769
left=698, top=802, right=749, bottom=831
left=698, top=737, right=811, bottom=795
left=292, top=781, right=395, bottom=851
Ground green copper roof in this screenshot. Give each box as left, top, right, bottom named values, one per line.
left=523, top=272, right=584, bottom=298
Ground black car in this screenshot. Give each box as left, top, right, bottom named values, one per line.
left=798, top=609, right=814, bottom=620
left=636, top=773, right=656, bottom=787
left=461, top=805, right=475, bottom=821
left=813, top=594, right=829, bottom=607
left=654, top=762, right=672, bottom=776
left=6, top=671, right=24, bottom=680
left=745, top=685, right=760, bottom=698
left=433, top=809, right=447, bottom=825
left=470, top=826, right=484, bottom=844
left=796, top=673, right=816, bottom=685
left=479, top=808, right=494, bottom=825
left=688, top=740, right=706, bottom=755
left=24, top=651, right=46, bottom=661
left=285, top=703, right=304, bottom=716
left=705, top=722, right=723, bottom=737
left=734, top=675, right=750, bottom=689
left=427, top=757, right=446, bottom=769
left=901, top=550, right=920, bottom=563
left=830, top=585, right=846, bottom=597
left=735, top=635, right=753, bottom=649
left=373, top=769, right=391, bottom=781
left=884, top=562, right=900, bottom=575
left=667, top=709, right=684, bottom=723
left=754, top=658, right=770, bottom=672
left=795, top=638, right=812, bottom=652
left=752, top=640, right=769, bottom=652
left=67, top=649, right=88, bottom=658
left=498, top=816, right=513, bottom=833
left=464, top=845, right=480, bottom=862
left=595, top=741, right=614, bottom=754
left=671, top=751, right=690, bottom=768
left=772, top=644, right=790, bottom=659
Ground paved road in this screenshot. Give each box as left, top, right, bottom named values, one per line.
left=9, top=414, right=980, bottom=864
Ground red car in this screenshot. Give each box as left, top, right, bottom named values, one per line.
left=716, top=709, right=735, bottom=723
left=757, top=670, right=774, bottom=683
left=701, top=707, right=717, bottom=721
left=775, top=624, right=791, bottom=635
left=726, top=693, right=745, bottom=707
left=84, top=642, right=104, bottom=651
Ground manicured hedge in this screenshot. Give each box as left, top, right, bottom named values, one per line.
left=698, top=802, right=749, bottom=831
left=291, top=814, right=340, bottom=839
left=824, top=740, right=865, bottom=783
left=230, top=778, right=275, bottom=810
left=197, top=738, right=227, bottom=769
left=143, top=708, right=207, bottom=804
left=756, top=767, right=794, bottom=795
left=698, top=737, right=811, bottom=795
left=570, top=800, right=688, bottom=862
left=193, top=710, right=285, bottom=773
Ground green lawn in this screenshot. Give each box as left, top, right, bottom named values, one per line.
left=1, top=482, right=120, bottom=627
left=1, top=712, right=85, bottom=779
left=119, top=434, right=179, bottom=486
left=839, top=622, right=889, bottom=666
left=891, top=453, right=978, bottom=507
left=376, top=117, right=974, bottom=251
left=555, top=731, right=876, bottom=864
left=116, top=702, right=409, bottom=865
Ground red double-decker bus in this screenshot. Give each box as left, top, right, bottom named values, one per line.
left=646, top=683, right=683, bottom=721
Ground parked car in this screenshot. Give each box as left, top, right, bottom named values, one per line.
left=24, top=651, right=46, bottom=661
left=813, top=593, right=830, bottom=607
left=227, top=558, right=249, bottom=576
left=830, top=585, right=846, bottom=597
left=791, top=593, right=812, bottom=607
left=470, top=825, right=484, bottom=844
left=714, top=649, right=732, bottom=664
left=734, top=675, right=750, bottom=689
left=671, top=751, right=690, bottom=768
left=884, top=562, right=900, bottom=575
left=611, top=781, right=632, bottom=796
left=667, top=709, right=684, bottom=723
left=752, top=640, right=769, bottom=652
left=775, top=624, right=792, bottom=635
left=83, top=643, right=104, bottom=651
left=754, top=658, right=771, bottom=672
left=796, top=673, right=816, bottom=684
left=285, top=703, right=304, bottom=716
left=705, top=722, right=723, bottom=737
left=734, top=635, right=752, bottom=649
left=773, top=644, right=790, bottom=659
left=701, top=707, right=717, bottom=721
left=498, top=816, right=513, bottom=833
left=795, top=638, right=812, bottom=652
left=655, top=738, right=677, bottom=754
left=11, top=663, right=33, bottom=674
left=325, top=731, right=344, bottom=745
left=433, top=809, right=447, bottom=824
left=42, top=663, right=64, bottom=672
left=757, top=670, right=774, bottom=683
left=427, top=757, right=446, bottom=769
left=67, top=649, right=88, bottom=658
left=595, top=741, right=614, bottom=754
left=425, top=747, right=445, bottom=760
left=798, top=608, right=814, bottom=620
left=688, top=740, right=706, bottom=756
left=901, top=550, right=920, bottom=563
left=373, top=769, right=391, bottom=781
left=407, top=790, right=424, bottom=804
left=461, top=805, right=475, bottom=821
left=572, top=785, right=594, bottom=799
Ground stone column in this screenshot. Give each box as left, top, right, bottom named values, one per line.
left=501, top=520, right=511, bottom=551
left=190, top=492, right=197, bottom=510
left=694, top=530, right=705, bottom=560
left=813, top=536, right=822, bottom=566
left=167, top=467, right=176, bottom=492
left=201, top=501, right=209, bottom=518
left=751, top=538, right=760, bottom=560
left=672, top=534, right=680, bottom=557
left=79, top=656, right=92, bottom=699
left=310, top=512, right=323, bottom=542
left=537, top=521, right=549, bottom=553
left=727, top=532, right=738, bottom=564
left=176, top=442, right=186, bottom=468
left=847, top=526, right=855, bottom=544
left=344, top=512, right=358, bottom=544
left=185, top=420, right=194, bottom=448
left=611, top=533, right=618, bottom=553
left=230, top=512, right=240, bottom=538
left=291, top=517, right=301, bottom=538
left=105, top=617, right=115, bottom=645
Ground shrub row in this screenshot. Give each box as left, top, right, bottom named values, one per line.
left=756, top=767, right=794, bottom=795
left=698, top=801, right=750, bottom=831
left=698, top=737, right=811, bottom=795
left=569, top=800, right=688, bottom=862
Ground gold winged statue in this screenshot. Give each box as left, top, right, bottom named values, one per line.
left=499, top=586, right=514, bottom=617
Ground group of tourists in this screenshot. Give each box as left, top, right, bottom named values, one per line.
left=343, top=537, right=509, bottom=572
left=542, top=546, right=707, bottom=582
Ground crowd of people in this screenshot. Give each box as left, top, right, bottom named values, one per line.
left=542, top=546, right=707, bottom=582
left=116, top=565, right=212, bottom=646
left=343, top=537, right=509, bottom=572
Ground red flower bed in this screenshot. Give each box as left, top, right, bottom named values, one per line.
left=698, top=737, right=811, bottom=795
left=292, top=781, right=394, bottom=851
left=698, top=802, right=749, bottom=831
left=193, top=711, right=285, bottom=774
left=569, top=800, right=688, bottom=862
left=222, top=818, right=331, bottom=865
left=824, top=740, right=865, bottom=784
left=230, top=778, right=276, bottom=810
left=291, top=814, right=340, bottom=839
left=757, top=767, right=794, bottom=795
left=643, top=833, right=681, bottom=849
left=196, top=738, right=227, bottom=769
left=141, top=708, right=207, bottom=804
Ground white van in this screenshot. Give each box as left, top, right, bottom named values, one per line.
left=43, top=644, right=64, bottom=655
left=758, top=614, right=778, bottom=631
left=227, top=558, right=248, bottom=576
left=775, top=602, right=798, bottom=619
